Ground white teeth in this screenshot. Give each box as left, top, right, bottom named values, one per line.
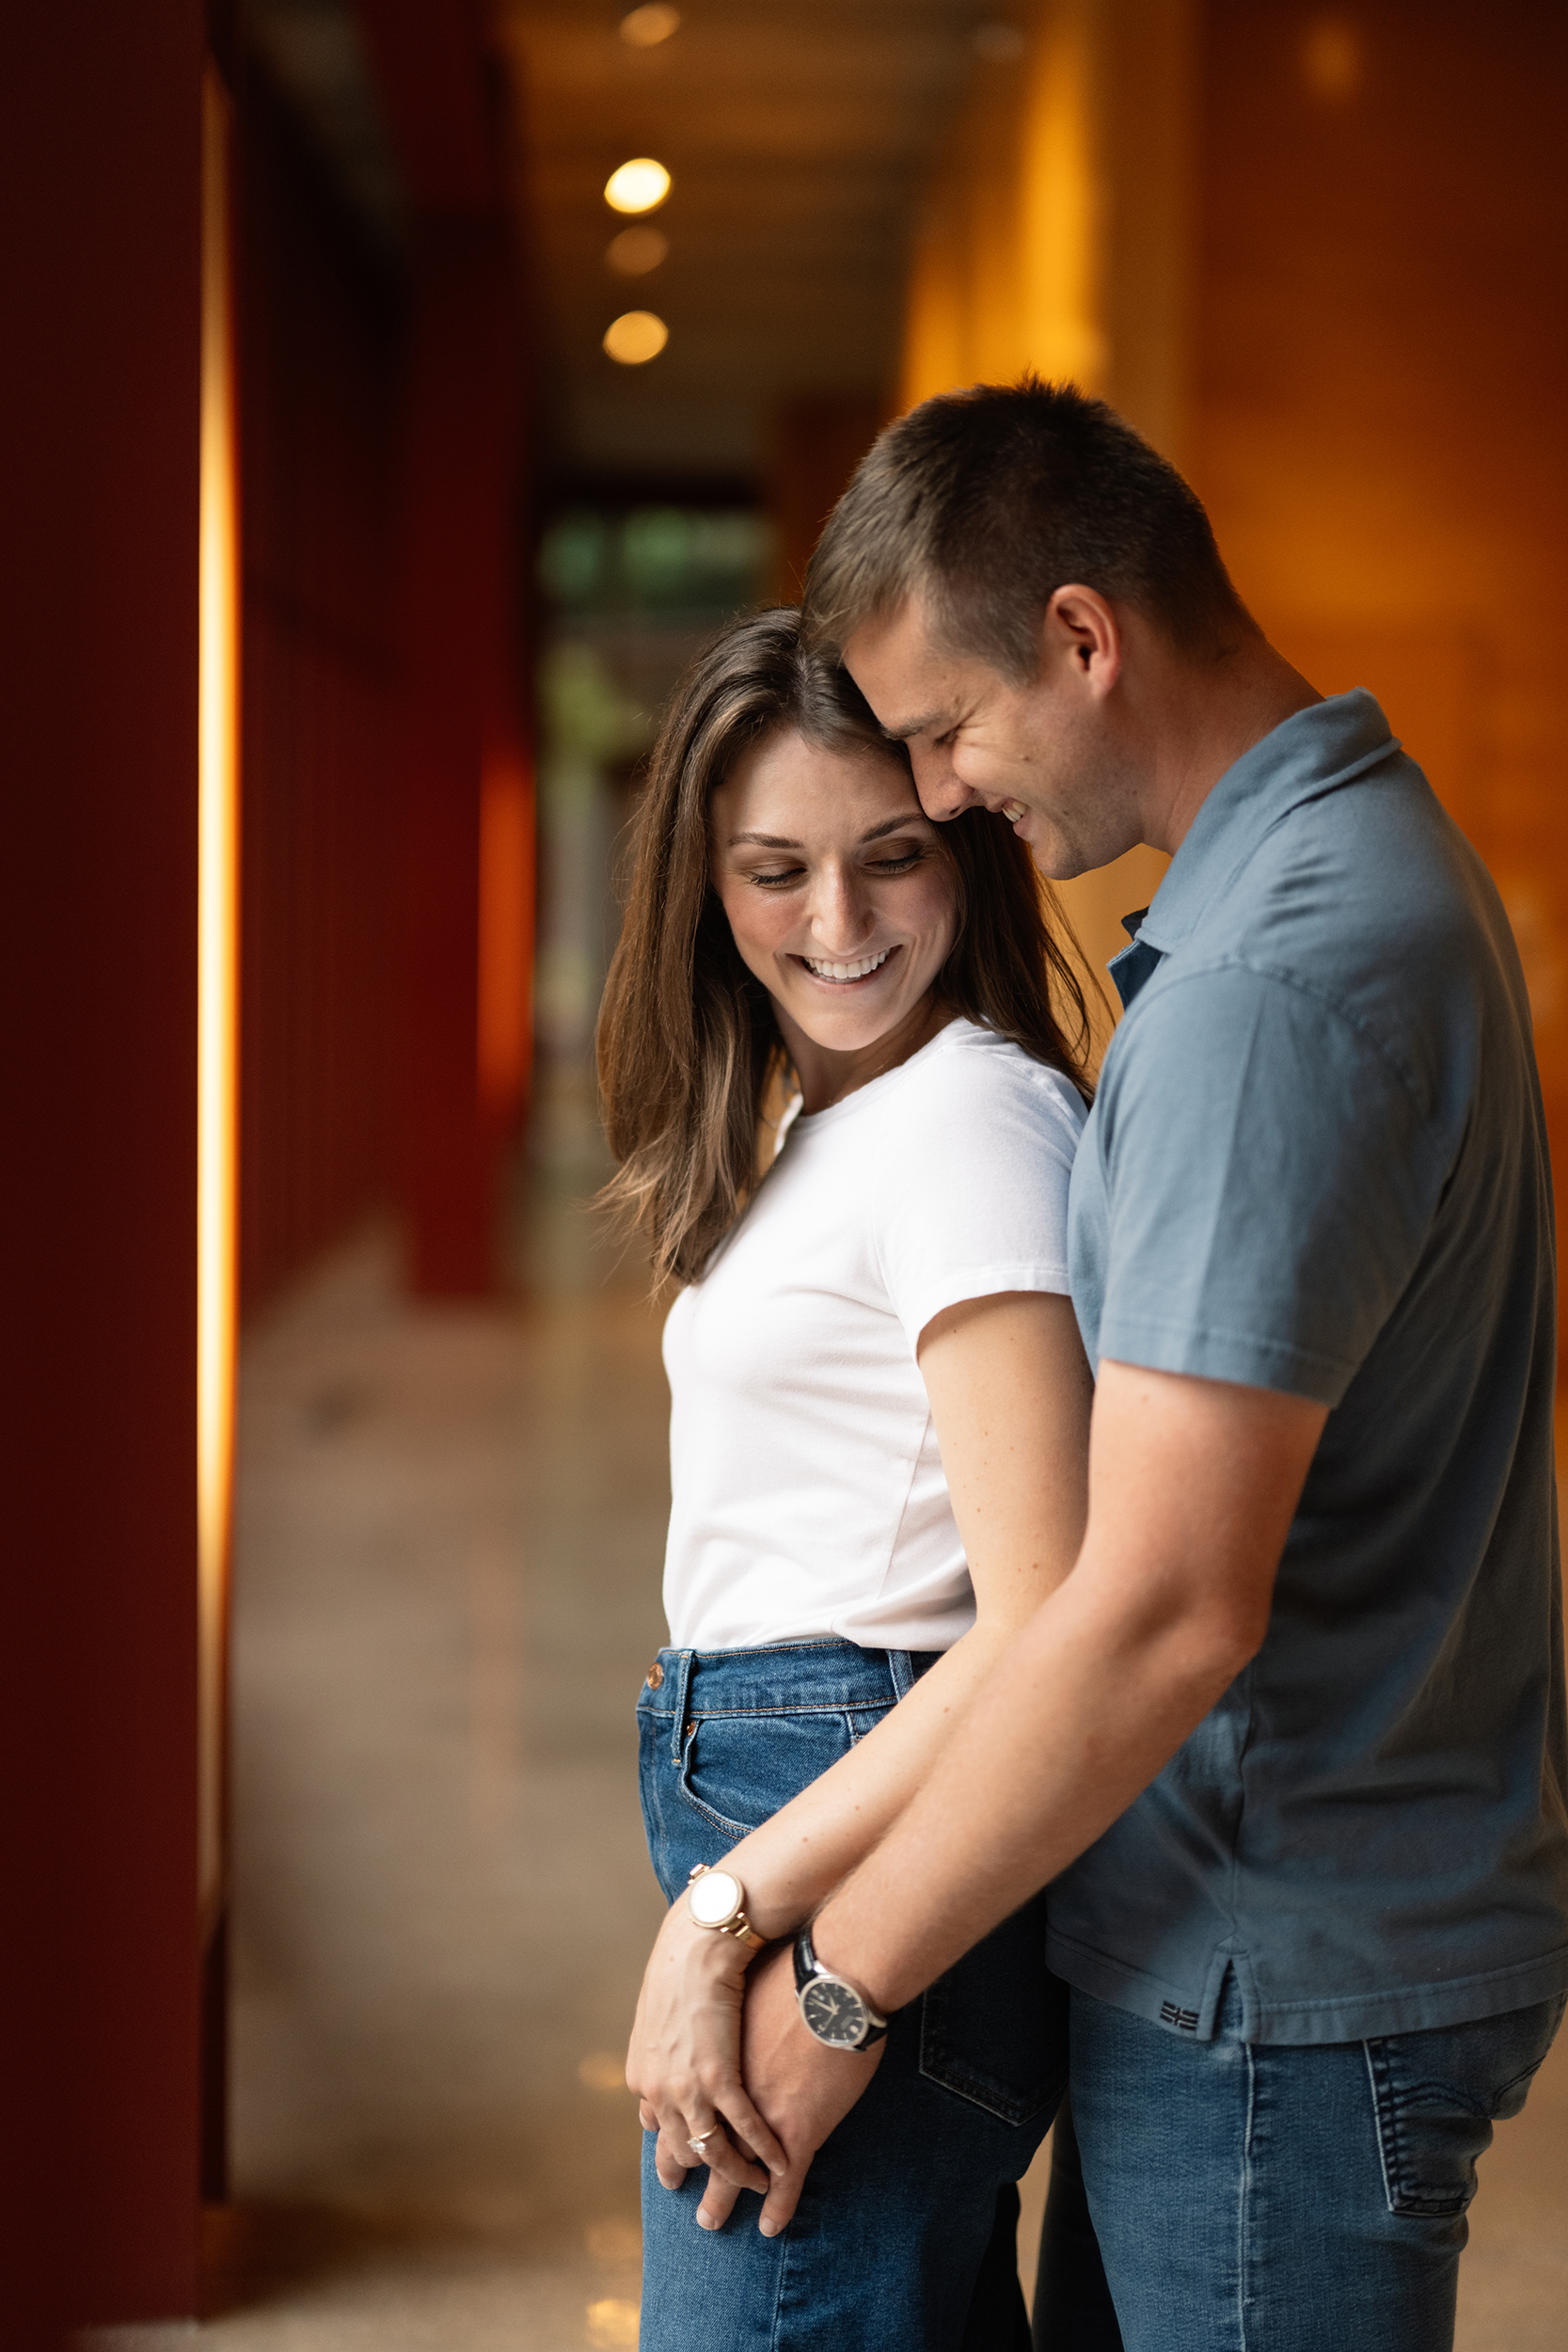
left=802, top=947, right=891, bottom=982
left=1002, top=801, right=1028, bottom=822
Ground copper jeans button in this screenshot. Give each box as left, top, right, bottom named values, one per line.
left=645, top=1660, right=664, bottom=1690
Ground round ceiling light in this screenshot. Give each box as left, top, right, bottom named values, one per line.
left=607, top=226, right=669, bottom=276
left=603, top=310, right=669, bottom=365
left=620, top=4, right=681, bottom=44
left=604, top=157, right=671, bottom=215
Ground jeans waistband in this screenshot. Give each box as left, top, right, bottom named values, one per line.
left=641, top=1638, right=939, bottom=1732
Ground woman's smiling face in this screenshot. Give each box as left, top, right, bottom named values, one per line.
left=708, top=726, right=958, bottom=1061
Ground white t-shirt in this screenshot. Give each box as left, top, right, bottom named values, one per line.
left=661, top=1017, right=1085, bottom=1654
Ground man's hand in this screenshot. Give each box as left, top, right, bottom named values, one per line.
left=689, top=1942, right=884, bottom=2234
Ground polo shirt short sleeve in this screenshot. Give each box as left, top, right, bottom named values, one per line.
left=1083, top=963, right=1445, bottom=1406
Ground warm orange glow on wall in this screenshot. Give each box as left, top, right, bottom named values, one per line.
left=198, top=65, right=239, bottom=1925
left=899, top=0, right=1107, bottom=409
left=478, top=748, right=534, bottom=1119
left=1017, top=7, right=1106, bottom=386
left=897, top=0, right=1180, bottom=1030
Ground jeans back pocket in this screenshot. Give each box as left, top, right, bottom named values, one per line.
left=1366, top=1991, right=1566, bottom=2217
left=919, top=1891, right=1068, bottom=2126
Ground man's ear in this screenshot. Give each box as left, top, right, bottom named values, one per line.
left=1043, top=584, right=1121, bottom=695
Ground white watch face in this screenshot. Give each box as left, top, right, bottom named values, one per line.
left=688, top=1868, right=742, bottom=1928
left=800, top=1974, right=869, bottom=2047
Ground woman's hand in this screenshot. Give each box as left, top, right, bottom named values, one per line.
left=626, top=1896, right=787, bottom=2216
left=684, top=1939, right=885, bottom=2235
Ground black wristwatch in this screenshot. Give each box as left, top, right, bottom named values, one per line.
left=793, top=1925, right=889, bottom=2051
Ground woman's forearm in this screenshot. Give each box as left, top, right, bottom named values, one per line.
left=701, top=1292, right=1089, bottom=1944
left=626, top=1293, right=1090, bottom=2195
left=720, top=1618, right=1017, bottom=1941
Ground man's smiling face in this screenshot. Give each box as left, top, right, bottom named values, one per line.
left=842, top=592, right=1143, bottom=881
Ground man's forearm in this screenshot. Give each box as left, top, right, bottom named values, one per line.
left=808, top=1552, right=1251, bottom=2011
left=721, top=1616, right=1017, bottom=1941
left=811, top=1362, right=1325, bottom=2010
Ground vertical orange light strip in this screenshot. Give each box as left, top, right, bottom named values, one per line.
left=198, top=65, right=239, bottom=1926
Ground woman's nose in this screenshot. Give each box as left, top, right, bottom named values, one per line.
left=806, top=866, right=875, bottom=953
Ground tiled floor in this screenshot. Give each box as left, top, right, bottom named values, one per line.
left=98, top=1145, right=1568, bottom=2349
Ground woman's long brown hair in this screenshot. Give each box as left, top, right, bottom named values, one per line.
left=596, top=607, right=1094, bottom=1285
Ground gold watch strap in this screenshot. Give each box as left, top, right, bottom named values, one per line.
left=688, top=1862, right=768, bottom=1951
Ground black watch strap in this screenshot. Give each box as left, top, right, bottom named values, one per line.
left=792, top=1924, right=817, bottom=1996
left=793, top=1925, right=889, bottom=2048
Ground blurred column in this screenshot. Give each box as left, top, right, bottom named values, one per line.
left=0, top=7, right=205, bottom=2340
left=399, top=227, right=530, bottom=1292
left=769, top=394, right=887, bottom=600
left=356, top=1, right=533, bottom=1295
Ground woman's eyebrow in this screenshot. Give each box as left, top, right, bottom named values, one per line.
left=726, top=815, right=927, bottom=850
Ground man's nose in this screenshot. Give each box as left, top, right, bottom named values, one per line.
left=909, top=740, right=974, bottom=821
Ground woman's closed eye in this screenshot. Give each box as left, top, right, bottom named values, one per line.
left=736, top=840, right=932, bottom=889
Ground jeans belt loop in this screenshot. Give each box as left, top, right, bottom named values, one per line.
left=887, top=1647, right=914, bottom=1701
left=669, top=1647, right=696, bottom=1762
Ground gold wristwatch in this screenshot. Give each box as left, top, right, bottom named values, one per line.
left=686, top=1863, right=767, bottom=1950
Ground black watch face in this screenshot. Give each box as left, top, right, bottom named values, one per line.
left=800, top=1973, right=868, bottom=2047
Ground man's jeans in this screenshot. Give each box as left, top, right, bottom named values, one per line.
left=1044, top=1974, right=1564, bottom=2351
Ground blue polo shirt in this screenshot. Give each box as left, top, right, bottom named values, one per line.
left=1053, top=691, right=1568, bottom=2044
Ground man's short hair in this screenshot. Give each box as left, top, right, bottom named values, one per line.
left=801, top=375, right=1255, bottom=677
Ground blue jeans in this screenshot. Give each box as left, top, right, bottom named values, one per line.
left=1051, top=1974, right=1565, bottom=2351
left=637, top=1639, right=1069, bottom=2352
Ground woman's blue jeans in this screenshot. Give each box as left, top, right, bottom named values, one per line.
left=1047, top=1973, right=1566, bottom=2351
left=637, top=1639, right=1068, bottom=2351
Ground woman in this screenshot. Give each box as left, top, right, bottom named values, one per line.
left=598, top=609, right=1109, bottom=2349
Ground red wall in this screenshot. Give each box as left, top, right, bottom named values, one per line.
left=0, top=8, right=205, bottom=2340
left=236, top=68, right=405, bottom=1310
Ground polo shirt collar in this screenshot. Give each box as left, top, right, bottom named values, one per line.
left=1126, top=690, right=1400, bottom=967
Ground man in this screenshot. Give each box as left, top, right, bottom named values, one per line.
left=733, top=379, right=1568, bottom=2346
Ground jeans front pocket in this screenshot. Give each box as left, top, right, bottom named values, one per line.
left=919, top=1890, right=1067, bottom=2125
left=1366, top=1991, right=1566, bottom=2217
left=678, top=1705, right=874, bottom=1840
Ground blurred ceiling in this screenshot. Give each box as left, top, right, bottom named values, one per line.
left=242, top=1, right=1023, bottom=492
left=492, top=1, right=989, bottom=488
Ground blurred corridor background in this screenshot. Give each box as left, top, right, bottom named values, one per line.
left=4, top=4, right=1567, bottom=2347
